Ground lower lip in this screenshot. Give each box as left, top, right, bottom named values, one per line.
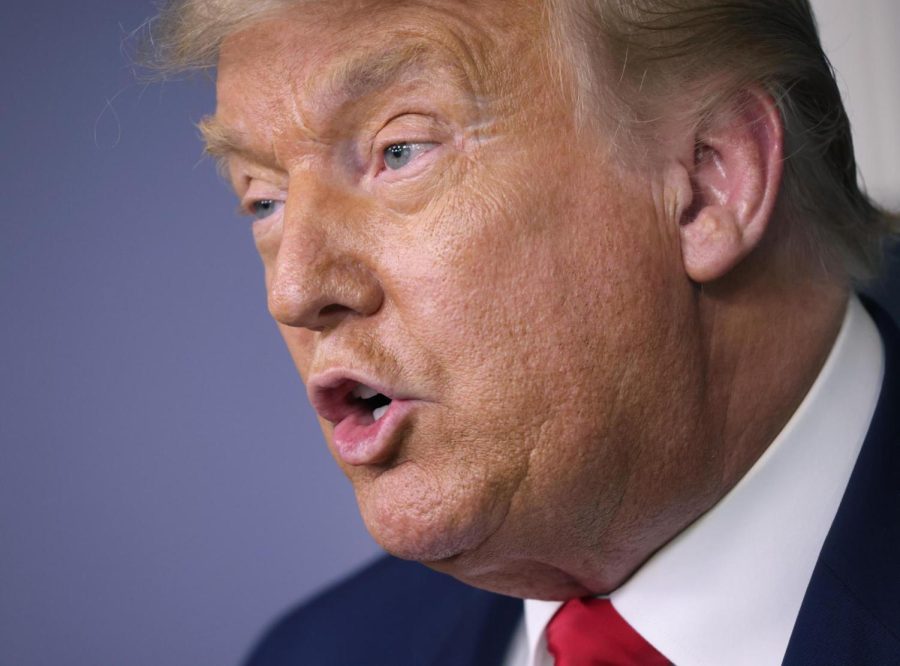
left=332, top=400, right=418, bottom=465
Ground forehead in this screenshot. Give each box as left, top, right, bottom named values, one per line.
left=213, top=0, right=549, bottom=146
left=217, top=0, right=543, bottom=70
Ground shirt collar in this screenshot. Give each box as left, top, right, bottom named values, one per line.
left=523, top=295, right=884, bottom=666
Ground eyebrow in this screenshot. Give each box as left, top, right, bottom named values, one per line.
left=197, top=117, right=248, bottom=162
left=200, top=40, right=467, bottom=162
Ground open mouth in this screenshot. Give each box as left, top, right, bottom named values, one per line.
left=350, top=383, right=393, bottom=423
left=308, top=373, right=418, bottom=465
left=309, top=376, right=396, bottom=426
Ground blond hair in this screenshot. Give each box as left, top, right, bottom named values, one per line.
left=143, top=0, right=898, bottom=281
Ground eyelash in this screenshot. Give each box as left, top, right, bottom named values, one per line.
left=241, top=138, right=440, bottom=220
left=247, top=199, right=283, bottom=220
left=376, top=141, right=439, bottom=176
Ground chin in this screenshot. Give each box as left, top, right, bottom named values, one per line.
left=354, top=460, right=505, bottom=564
left=419, top=535, right=600, bottom=600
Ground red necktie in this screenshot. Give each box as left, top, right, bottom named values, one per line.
left=545, top=597, right=671, bottom=666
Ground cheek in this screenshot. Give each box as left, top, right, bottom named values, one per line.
left=390, top=167, right=648, bottom=409
left=384, top=171, right=679, bottom=470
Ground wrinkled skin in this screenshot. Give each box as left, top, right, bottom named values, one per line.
left=212, top=0, right=845, bottom=599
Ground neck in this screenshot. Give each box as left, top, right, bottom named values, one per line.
left=696, top=253, right=849, bottom=493
left=429, top=242, right=851, bottom=601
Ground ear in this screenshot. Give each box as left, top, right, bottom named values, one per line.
left=678, top=89, right=784, bottom=283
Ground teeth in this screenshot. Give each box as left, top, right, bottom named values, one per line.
left=372, top=405, right=390, bottom=422
left=352, top=384, right=378, bottom=400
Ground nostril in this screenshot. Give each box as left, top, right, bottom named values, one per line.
left=319, top=303, right=351, bottom=318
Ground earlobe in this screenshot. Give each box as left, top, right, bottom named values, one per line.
left=681, top=205, right=743, bottom=283
left=678, top=89, right=784, bottom=283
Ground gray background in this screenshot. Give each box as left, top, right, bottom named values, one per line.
left=1, top=1, right=897, bottom=665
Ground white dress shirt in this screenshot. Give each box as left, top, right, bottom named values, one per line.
left=504, top=296, right=885, bottom=666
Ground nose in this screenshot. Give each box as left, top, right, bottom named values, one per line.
left=266, top=182, right=384, bottom=332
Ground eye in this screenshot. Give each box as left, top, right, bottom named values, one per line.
left=382, top=142, right=435, bottom=171
left=249, top=199, right=283, bottom=220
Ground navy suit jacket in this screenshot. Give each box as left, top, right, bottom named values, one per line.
left=245, top=301, right=900, bottom=666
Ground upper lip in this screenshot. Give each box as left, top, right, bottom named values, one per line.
left=308, top=369, right=403, bottom=425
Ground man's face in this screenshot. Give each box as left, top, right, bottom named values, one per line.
left=215, top=0, right=712, bottom=597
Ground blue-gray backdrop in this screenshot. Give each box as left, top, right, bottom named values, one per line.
left=1, top=3, right=380, bottom=665
left=1, top=2, right=897, bottom=666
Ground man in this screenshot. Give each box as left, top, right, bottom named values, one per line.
left=149, top=0, right=898, bottom=663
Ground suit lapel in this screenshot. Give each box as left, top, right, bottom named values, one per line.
left=429, top=586, right=522, bottom=666
left=783, top=300, right=900, bottom=664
